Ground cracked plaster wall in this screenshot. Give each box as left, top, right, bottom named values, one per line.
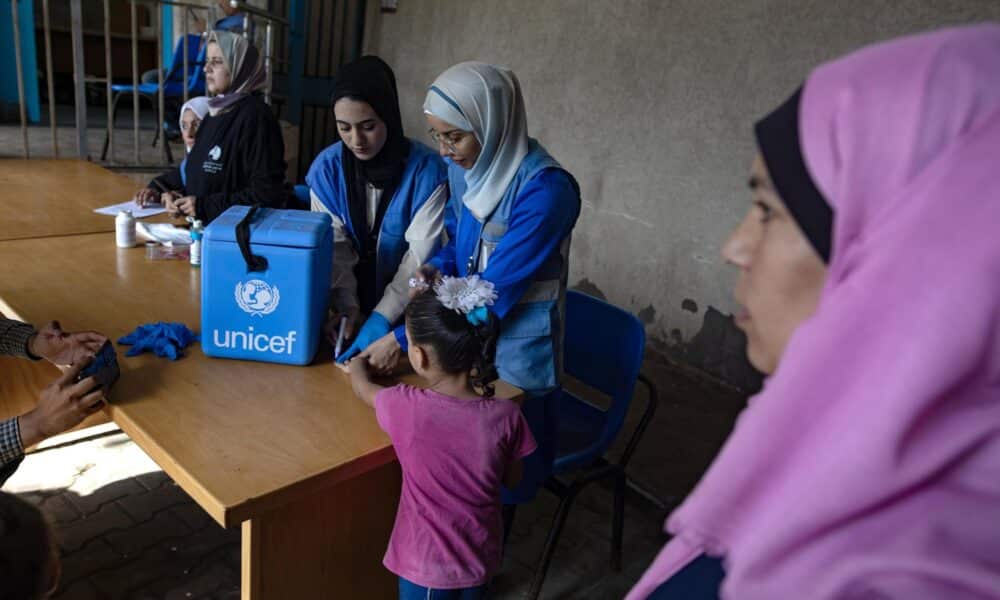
left=364, top=0, right=1000, bottom=388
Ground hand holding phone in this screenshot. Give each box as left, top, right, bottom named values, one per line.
left=77, top=340, right=120, bottom=395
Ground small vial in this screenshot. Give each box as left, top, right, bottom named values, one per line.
left=145, top=241, right=157, bottom=259
left=189, top=219, right=204, bottom=267
left=115, top=210, right=136, bottom=248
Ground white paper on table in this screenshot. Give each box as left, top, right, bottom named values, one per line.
left=136, top=222, right=192, bottom=246
left=93, top=200, right=168, bottom=218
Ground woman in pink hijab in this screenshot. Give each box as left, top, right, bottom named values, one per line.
left=630, top=23, right=1000, bottom=599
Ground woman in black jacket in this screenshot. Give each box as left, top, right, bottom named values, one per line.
left=162, top=30, right=289, bottom=223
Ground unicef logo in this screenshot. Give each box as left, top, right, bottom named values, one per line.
left=235, top=279, right=280, bottom=317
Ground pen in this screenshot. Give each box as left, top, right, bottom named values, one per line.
left=333, top=315, right=348, bottom=361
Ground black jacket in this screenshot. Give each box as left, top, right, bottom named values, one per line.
left=154, top=93, right=290, bottom=223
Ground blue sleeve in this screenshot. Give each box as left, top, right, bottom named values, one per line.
left=427, top=191, right=459, bottom=276
left=481, top=168, right=580, bottom=319
left=394, top=324, right=408, bottom=352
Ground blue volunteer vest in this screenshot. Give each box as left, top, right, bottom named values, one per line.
left=306, top=140, right=447, bottom=313
left=451, top=139, right=580, bottom=394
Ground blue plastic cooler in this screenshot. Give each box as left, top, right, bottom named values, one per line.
left=201, top=206, right=333, bottom=365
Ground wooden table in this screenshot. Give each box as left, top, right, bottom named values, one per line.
left=0, top=233, right=521, bottom=599
left=0, top=159, right=149, bottom=241
left=0, top=158, right=174, bottom=434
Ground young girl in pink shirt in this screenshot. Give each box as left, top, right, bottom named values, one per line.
left=348, top=276, right=537, bottom=599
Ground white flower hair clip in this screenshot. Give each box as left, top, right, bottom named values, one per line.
left=434, top=275, right=497, bottom=315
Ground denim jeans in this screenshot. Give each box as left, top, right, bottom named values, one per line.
left=398, top=577, right=487, bottom=600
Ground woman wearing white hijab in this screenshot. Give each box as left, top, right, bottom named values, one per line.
left=363, top=61, right=581, bottom=505
left=134, top=96, right=210, bottom=206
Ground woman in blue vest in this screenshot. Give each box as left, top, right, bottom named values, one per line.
left=307, top=56, right=448, bottom=362
left=362, top=61, right=582, bottom=503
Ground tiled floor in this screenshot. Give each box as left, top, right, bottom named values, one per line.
left=4, top=355, right=744, bottom=600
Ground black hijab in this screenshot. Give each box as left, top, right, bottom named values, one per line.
left=331, top=56, right=409, bottom=235
left=331, top=56, right=410, bottom=312
left=754, top=87, right=833, bottom=263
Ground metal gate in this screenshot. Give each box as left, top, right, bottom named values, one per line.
left=273, top=0, right=365, bottom=182
left=5, top=0, right=365, bottom=183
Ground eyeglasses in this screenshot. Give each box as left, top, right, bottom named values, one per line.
left=428, top=128, right=471, bottom=152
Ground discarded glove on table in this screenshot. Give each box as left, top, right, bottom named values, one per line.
left=118, top=322, right=198, bottom=360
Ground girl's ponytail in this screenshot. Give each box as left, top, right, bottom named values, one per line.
left=469, top=313, right=499, bottom=397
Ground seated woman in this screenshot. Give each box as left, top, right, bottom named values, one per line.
left=307, top=56, right=447, bottom=361
left=629, top=24, right=1000, bottom=599
left=362, top=61, right=581, bottom=503
left=134, top=96, right=210, bottom=207
left=145, top=31, right=289, bottom=223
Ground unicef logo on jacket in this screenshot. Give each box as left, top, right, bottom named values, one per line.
left=235, top=279, right=280, bottom=317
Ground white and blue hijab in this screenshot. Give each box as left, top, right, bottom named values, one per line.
left=423, top=61, right=530, bottom=221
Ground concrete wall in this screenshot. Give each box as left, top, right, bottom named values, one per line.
left=364, top=1, right=1000, bottom=388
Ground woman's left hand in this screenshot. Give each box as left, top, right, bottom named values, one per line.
left=173, top=195, right=197, bottom=217
left=359, top=333, right=401, bottom=375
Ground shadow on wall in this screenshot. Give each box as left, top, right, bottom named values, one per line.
left=572, top=279, right=764, bottom=394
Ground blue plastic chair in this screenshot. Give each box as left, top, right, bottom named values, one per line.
left=527, top=290, right=658, bottom=599
left=101, top=34, right=207, bottom=163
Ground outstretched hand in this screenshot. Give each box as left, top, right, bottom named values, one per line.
left=29, top=321, right=107, bottom=366
left=358, top=333, right=402, bottom=375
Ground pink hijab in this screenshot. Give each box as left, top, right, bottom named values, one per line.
left=629, top=24, right=1000, bottom=599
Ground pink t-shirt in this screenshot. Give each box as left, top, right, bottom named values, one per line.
left=375, top=384, right=537, bottom=589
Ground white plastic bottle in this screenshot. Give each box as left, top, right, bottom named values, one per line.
left=189, top=219, right=204, bottom=267
left=115, top=210, right=136, bottom=248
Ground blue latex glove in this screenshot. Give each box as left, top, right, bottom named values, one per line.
left=118, top=322, right=198, bottom=361
left=336, top=312, right=391, bottom=363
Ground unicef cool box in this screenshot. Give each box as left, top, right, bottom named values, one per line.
left=201, top=206, right=332, bottom=365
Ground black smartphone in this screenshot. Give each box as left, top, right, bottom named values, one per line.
left=77, top=340, right=120, bottom=394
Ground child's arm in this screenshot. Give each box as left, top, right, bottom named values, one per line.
left=503, top=458, right=524, bottom=489
left=347, top=357, right=384, bottom=408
